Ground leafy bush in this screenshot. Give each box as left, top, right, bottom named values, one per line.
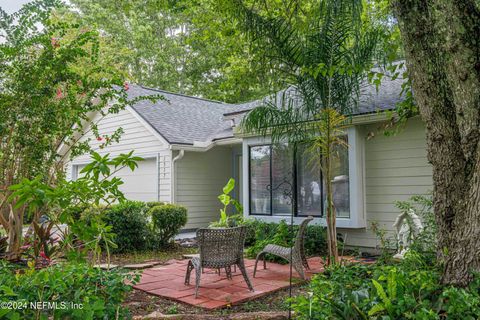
left=244, top=219, right=327, bottom=263
left=149, top=204, right=188, bottom=247
left=104, top=201, right=151, bottom=253
left=145, top=201, right=166, bottom=209
left=0, top=262, right=139, bottom=319
left=292, top=251, right=480, bottom=319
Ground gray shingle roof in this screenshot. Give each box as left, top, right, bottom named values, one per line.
left=127, top=85, right=247, bottom=145
left=127, top=73, right=404, bottom=145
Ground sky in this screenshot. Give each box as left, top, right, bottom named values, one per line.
left=0, top=0, right=32, bottom=14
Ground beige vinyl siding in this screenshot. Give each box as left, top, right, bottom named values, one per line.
left=340, top=117, right=433, bottom=249
left=175, top=147, right=233, bottom=229
left=70, top=108, right=171, bottom=202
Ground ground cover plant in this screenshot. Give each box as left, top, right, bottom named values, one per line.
left=244, top=219, right=328, bottom=264
left=0, top=261, right=139, bottom=319
left=292, top=252, right=480, bottom=319
left=291, top=194, right=480, bottom=319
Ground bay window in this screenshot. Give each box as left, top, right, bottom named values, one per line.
left=249, top=139, right=350, bottom=218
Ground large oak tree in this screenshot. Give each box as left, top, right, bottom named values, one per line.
left=392, top=0, right=480, bottom=286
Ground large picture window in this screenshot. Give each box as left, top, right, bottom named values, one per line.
left=249, top=141, right=350, bottom=218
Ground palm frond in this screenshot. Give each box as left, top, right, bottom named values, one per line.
left=233, top=0, right=380, bottom=143
left=230, top=0, right=304, bottom=74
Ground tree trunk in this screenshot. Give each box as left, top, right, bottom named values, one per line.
left=325, top=160, right=339, bottom=265
left=324, top=120, right=339, bottom=265
left=392, top=0, right=480, bottom=286
left=6, top=204, right=23, bottom=261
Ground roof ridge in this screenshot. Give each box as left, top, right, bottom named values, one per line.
left=139, top=85, right=227, bottom=105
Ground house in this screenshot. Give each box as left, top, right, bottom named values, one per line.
left=67, top=77, right=432, bottom=251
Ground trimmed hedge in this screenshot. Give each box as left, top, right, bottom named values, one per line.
left=145, top=201, right=166, bottom=209
left=149, top=204, right=188, bottom=247
left=103, top=201, right=188, bottom=252
left=103, top=201, right=150, bottom=253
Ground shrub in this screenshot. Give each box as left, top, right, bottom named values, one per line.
left=149, top=204, right=188, bottom=248
left=0, top=262, right=138, bottom=319
left=292, top=251, right=480, bottom=319
left=104, top=201, right=151, bottom=253
left=244, top=219, right=327, bottom=263
left=145, top=201, right=166, bottom=209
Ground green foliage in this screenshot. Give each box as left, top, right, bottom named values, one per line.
left=0, top=0, right=159, bottom=259
left=210, top=178, right=244, bottom=228
left=370, top=220, right=397, bottom=263
left=292, top=252, right=480, bottom=319
left=244, top=219, right=327, bottom=263
left=235, top=0, right=381, bottom=144
left=145, top=201, right=166, bottom=210
left=0, top=262, right=138, bottom=319
left=104, top=201, right=151, bottom=253
left=149, top=204, right=188, bottom=248
left=8, top=152, right=143, bottom=264
left=67, top=0, right=281, bottom=103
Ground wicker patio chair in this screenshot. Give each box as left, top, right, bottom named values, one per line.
left=184, top=226, right=254, bottom=298
left=253, top=217, right=313, bottom=280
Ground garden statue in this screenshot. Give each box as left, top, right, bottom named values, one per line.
left=392, top=208, right=424, bottom=259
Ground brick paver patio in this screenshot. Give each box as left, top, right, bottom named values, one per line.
left=133, top=257, right=325, bottom=309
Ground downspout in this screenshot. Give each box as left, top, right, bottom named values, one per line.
left=171, top=149, right=185, bottom=203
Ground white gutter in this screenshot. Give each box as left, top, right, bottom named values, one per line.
left=169, top=137, right=242, bottom=152
left=170, top=149, right=185, bottom=203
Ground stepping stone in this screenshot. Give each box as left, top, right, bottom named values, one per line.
left=94, top=263, right=118, bottom=270
left=123, top=262, right=155, bottom=270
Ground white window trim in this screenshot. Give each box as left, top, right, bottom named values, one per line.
left=242, top=126, right=366, bottom=228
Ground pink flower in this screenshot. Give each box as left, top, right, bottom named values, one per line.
left=123, top=82, right=129, bottom=91
left=51, top=37, right=60, bottom=48
left=56, top=87, right=63, bottom=99
left=97, top=137, right=103, bottom=141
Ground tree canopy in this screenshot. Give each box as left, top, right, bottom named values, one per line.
left=67, top=0, right=283, bottom=103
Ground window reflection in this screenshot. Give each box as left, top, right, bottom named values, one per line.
left=297, top=145, right=322, bottom=216
left=248, top=139, right=350, bottom=218
left=250, top=146, right=271, bottom=215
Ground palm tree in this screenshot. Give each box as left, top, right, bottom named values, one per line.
left=231, top=0, right=380, bottom=264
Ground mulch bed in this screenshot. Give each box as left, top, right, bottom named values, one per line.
left=125, top=285, right=306, bottom=319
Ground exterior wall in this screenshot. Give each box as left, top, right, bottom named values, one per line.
left=339, top=117, right=433, bottom=249
left=73, top=108, right=168, bottom=162
left=69, top=108, right=172, bottom=202
left=157, top=152, right=172, bottom=203
left=175, top=146, right=233, bottom=229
